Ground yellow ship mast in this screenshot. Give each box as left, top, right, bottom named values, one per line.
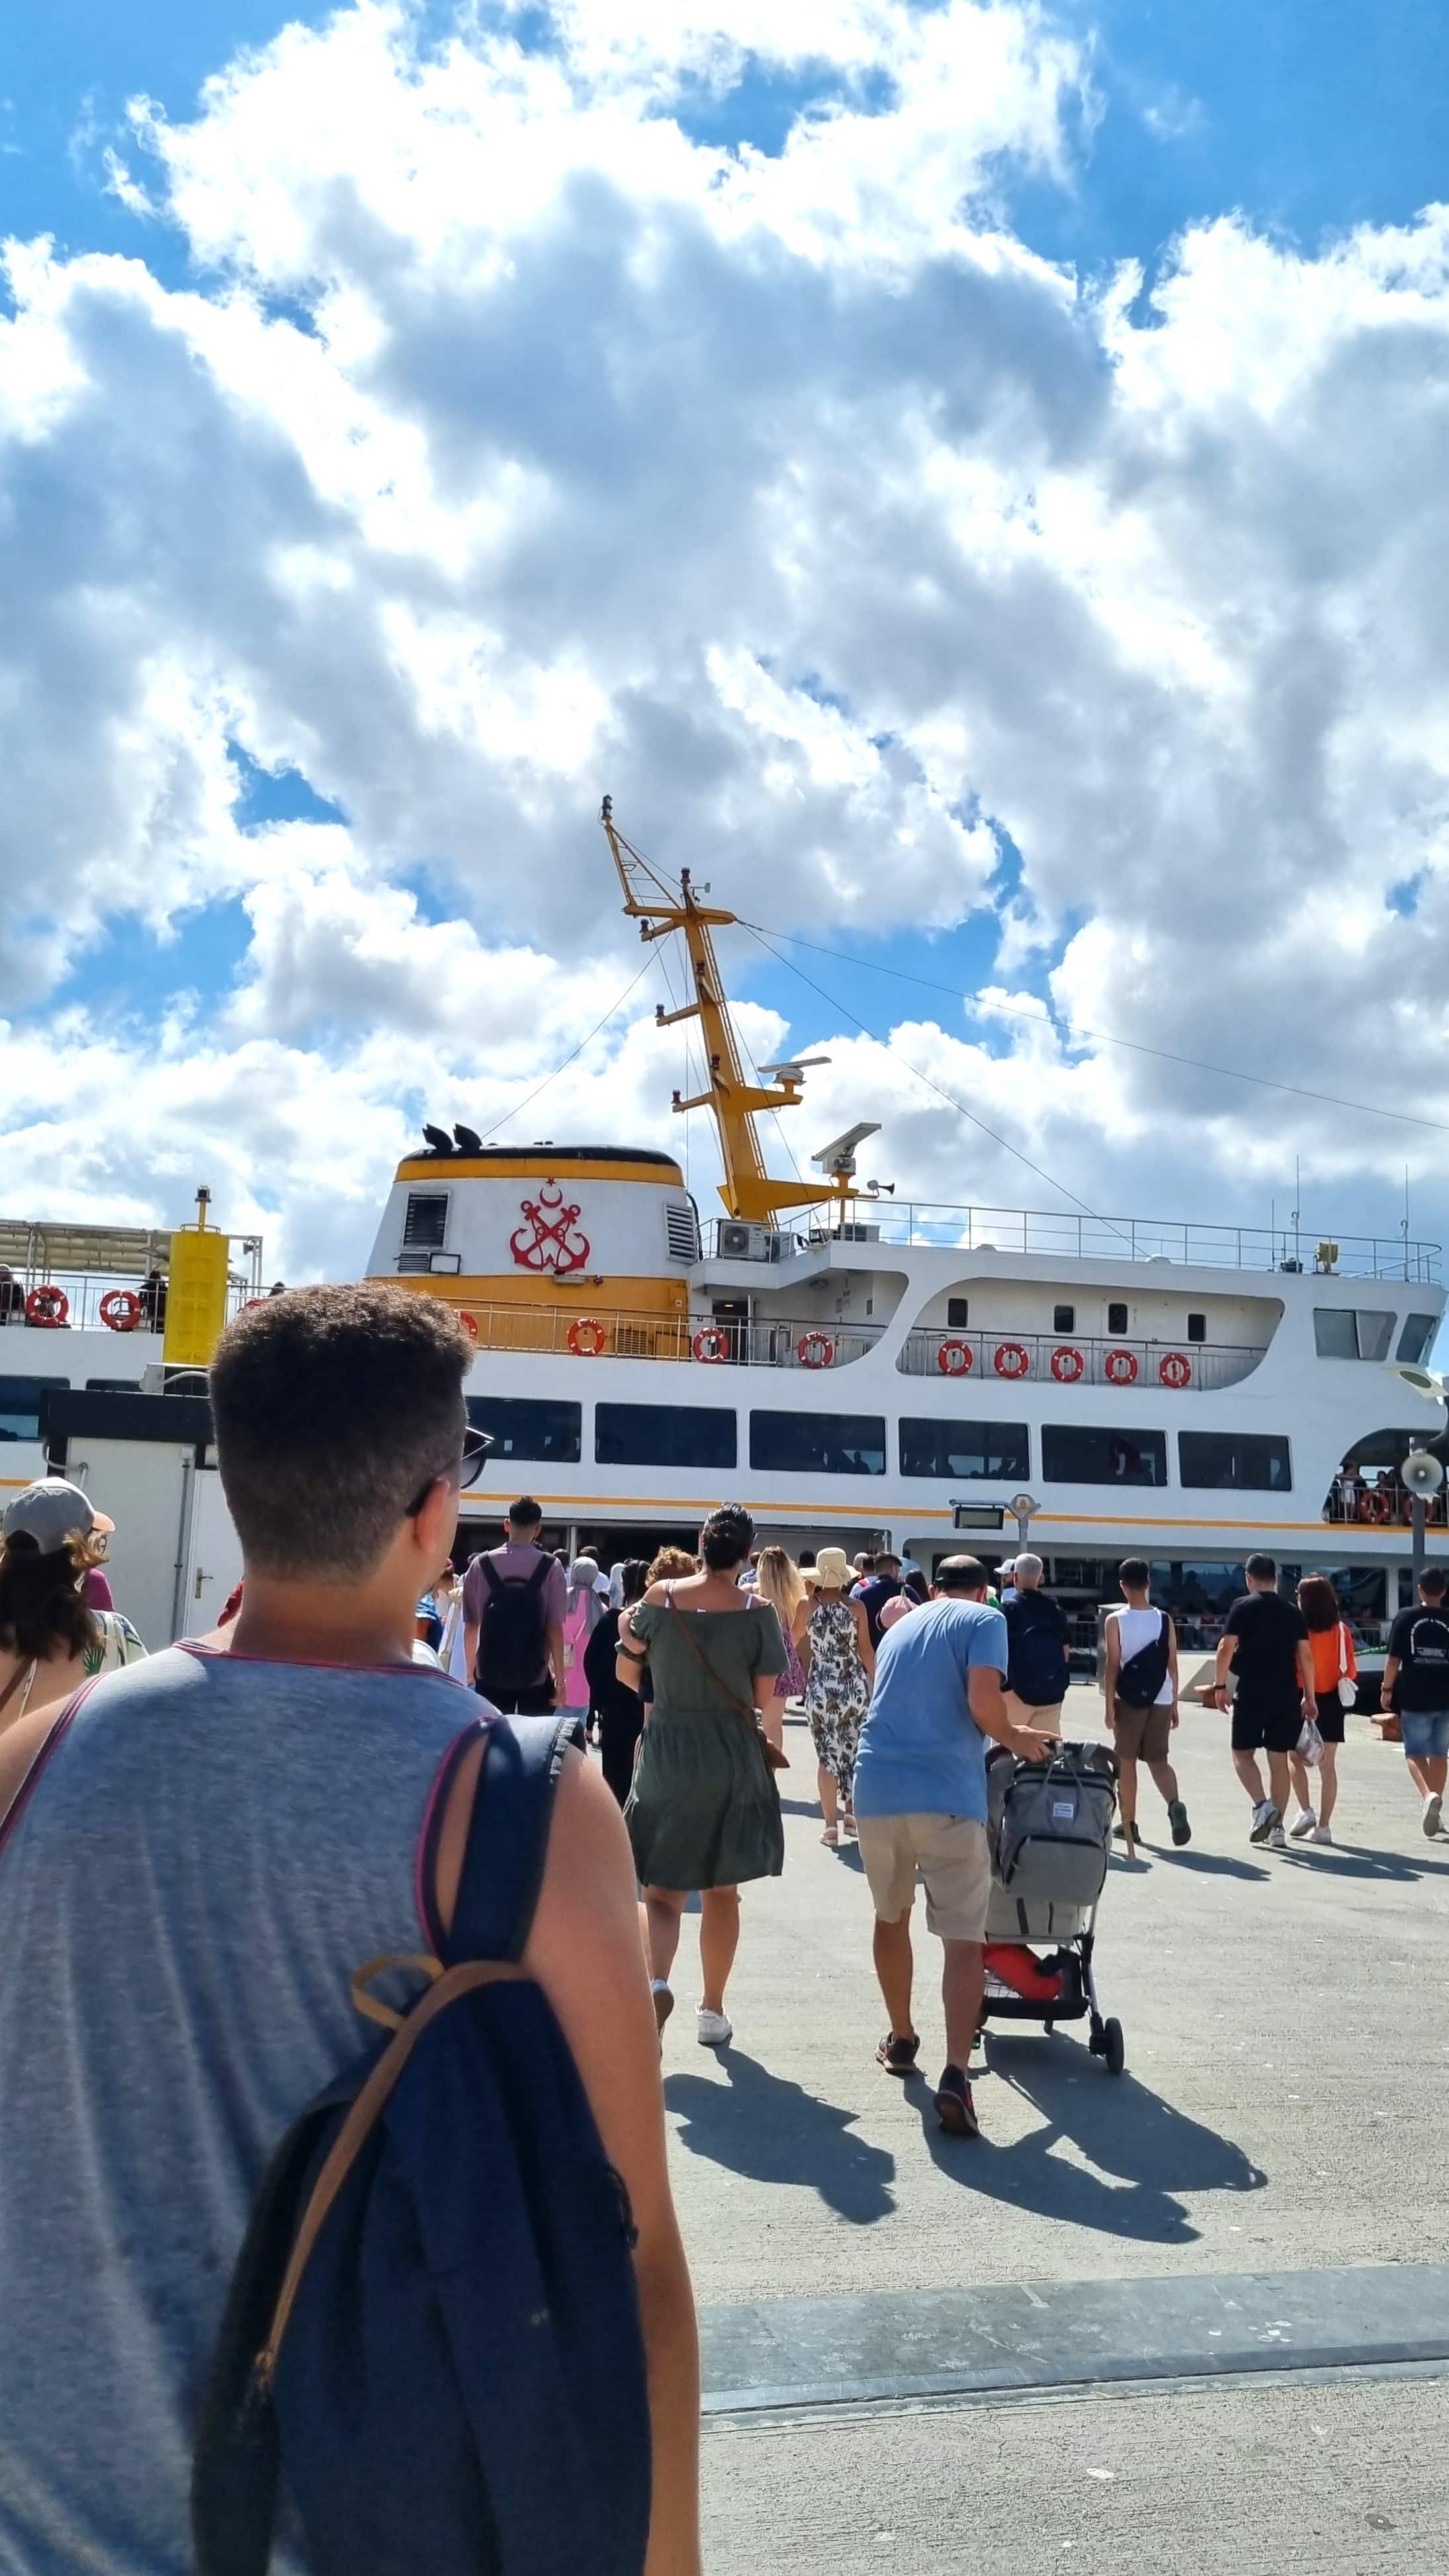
left=600, top=798, right=851, bottom=1227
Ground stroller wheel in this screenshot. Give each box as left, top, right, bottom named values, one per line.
left=1102, top=2017, right=1125, bottom=2077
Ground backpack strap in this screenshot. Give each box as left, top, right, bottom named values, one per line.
left=442, top=1712, right=584, bottom=1967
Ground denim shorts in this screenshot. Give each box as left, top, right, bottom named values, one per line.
left=1401, top=1710, right=1449, bottom=1762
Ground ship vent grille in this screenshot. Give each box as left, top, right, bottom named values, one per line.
left=666, top=1202, right=701, bottom=1263
left=403, top=1192, right=449, bottom=1250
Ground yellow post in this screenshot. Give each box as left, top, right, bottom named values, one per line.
left=162, top=1189, right=232, bottom=1367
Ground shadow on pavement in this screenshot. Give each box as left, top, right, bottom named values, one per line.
left=1276, top=1842, right=1449, bottom=1883
left=1151, top=1847, right=1270, bottom=1883
left=904, top=2039, right=1266, bottom=2246
left=665, top=2050, right=897, bottom=2223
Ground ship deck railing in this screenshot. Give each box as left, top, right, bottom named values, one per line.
left=898, top=1329, right=1266, bottom=1391
left=705, top=1208, right=1440, bottom=1283
left=0, top=1273, right=259, bottom=1337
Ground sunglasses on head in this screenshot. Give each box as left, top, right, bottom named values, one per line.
left=405, top=1426, right=494, bottom=1521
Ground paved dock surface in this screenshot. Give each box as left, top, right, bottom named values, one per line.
left=665, top=1688, right=1449, bottom=2570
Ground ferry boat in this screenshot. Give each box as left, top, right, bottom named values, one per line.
left=6, top=802, right=1446, bottom=1660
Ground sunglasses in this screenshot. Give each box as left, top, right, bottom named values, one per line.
left=405, top=1426, right=494, bottom=1521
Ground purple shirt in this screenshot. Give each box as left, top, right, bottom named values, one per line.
left=83, top=1569, right=115, bottom=1613
left=461, top=1542, right=567, bottom=1689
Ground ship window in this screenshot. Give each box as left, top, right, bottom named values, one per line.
left=85, top=1377, right=142, bottom=1394
left=466, top=1396, right=581, bottom=1465
left=1186, top=1312, right=1208, bottom=1343
left=1107, top=1302, right=1129, bottom=1336
left=1397, top=1313, right=1437, bottom=1366
left=900, top=1418, right=1029, bottom=1481
left=402, top=1192, right=449, bottom=1250
left=1042, top=1424, right=1167, bottom=1486
left=1053, top=1304, right=1075, bottom=1335
left=0, top=1376, right=67, bottom=1443
left=1314, top=1308, right=1395, bottom=1361
left=1179, top=1431, right=1292, bottom=1491
left=596, top=1403, right=736, bottom=1470
left=947, top=1297, right=969, bottom=1328
left=750, top=1411, right=887, bottom=1477
left=665, top=1202, right=701, bottom=1263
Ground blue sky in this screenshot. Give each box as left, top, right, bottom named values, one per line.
left=3, top=0, right=1449, bottom=1278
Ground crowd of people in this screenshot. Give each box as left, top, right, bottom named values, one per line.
left=2, top=1280, right=1449, bottom=2572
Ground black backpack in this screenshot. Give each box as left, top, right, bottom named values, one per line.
left=192, top=1713, right=651, bottom=2576
left=1114, top=1611, right=1172, bottom=1709
left=475, top=1556, right=551, bottom=1697
left=1005, top=1593, right=1070, bottom=1707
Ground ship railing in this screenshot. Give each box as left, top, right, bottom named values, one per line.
left=706, top=1208, right=1440, bottom=1282
left=1323, top=1486, right=1449, bottom=1529
left=898, top=1329, right=1267, bottom=1392
left=439, top=1301, right=889, bottom=1367
left=0, top=1272, right=261, bottom=1338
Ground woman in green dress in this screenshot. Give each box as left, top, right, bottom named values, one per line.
left=618, top=1504, right=786, bottom=2049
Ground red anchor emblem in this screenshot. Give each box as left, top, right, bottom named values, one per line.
left=510, top=1180, right=591, bottom=1275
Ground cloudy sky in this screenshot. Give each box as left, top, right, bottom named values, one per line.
left=4, top=0, right=1449, bottom=1283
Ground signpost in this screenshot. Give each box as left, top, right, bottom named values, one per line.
left=1008, top=1490, right=1041, bottom=1551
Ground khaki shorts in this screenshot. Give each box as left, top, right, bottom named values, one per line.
left=854, top=1812, right=992, bottom=1942
left=1112, top=1701, right=1173, bottom=1763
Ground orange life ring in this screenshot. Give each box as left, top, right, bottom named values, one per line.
left=567, top=1315, right=607, bottom=1357
left=457, top=1310, right=479, bottom=1344
left=1104, top=1347, right=1138, bottom=1385
left=692, top=1324, right=729, bottom=1364
left=1159, top=1350, right=1192, bottom=1389
left=936, top=1335, right=974, bottom=1377
left=99, top=1288, right=143, bottom=1333
left=1050, top=1344, right=1084, bottom=1382
left=797, top=1329, right=835, bottom=1370
left=24, top=1285, right=68, bottom=1329
left=993, top=1341, right=1030, bottom=1380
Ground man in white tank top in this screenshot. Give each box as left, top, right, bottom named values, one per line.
left=1102, top=1557, right=1191, bottom=1855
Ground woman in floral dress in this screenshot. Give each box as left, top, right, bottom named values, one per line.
left=792, top=1545, right=874, bottom=1847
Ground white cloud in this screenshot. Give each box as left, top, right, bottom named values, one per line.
left=3, top=0, right=1449, bottom=1275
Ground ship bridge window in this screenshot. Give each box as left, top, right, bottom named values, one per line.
left=1107, top=1302, right=1129, bottom=1337
left=1053, top=1305, right=1075, bottom=1335
left=947, top=1297, right=969, bottom=1329
left=900, top=1418, right=1029, bottom=1481
left=466, top=1396, right=582, bottom=1465
left=1397, top=1313, right=1438, bottom=1366
left=1314, top=1308, right=1395, bottom=1362
left=750, top=1411, right=887, bottom=1477
left=1179, top=1431, right=1292, bottom=1492
left=665, top=1202, right=701, bottom=1263
left=596, top=1402, right=736, bottom=1470
left=1042, top=1424, right=1168, bottom=1487
left=0, top=1376, right=67, bottom=1443
left=402, top=1192, right=449, bottom=1251
left=1187, top=1312, right=1207, bottom=1344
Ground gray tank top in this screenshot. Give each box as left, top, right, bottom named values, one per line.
left=0, top=1642, right=483, bottom=2576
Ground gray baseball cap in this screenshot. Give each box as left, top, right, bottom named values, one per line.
left=2, top=1478, right=114, bottom=1554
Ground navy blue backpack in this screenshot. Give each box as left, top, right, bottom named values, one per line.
left=193, top=1713, right=652, bottom=2576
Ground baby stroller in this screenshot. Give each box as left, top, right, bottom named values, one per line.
left=979, top=1743, right=1125, bottom=2075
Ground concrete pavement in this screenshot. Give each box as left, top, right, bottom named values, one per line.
left=660, top=1686, right=1449, bottom=2570
left=661, top=1687, right=1449, bottom=2306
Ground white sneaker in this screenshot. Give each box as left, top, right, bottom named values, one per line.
left=1288, top=1808, right=1317, bottom=1840
left=697, top=2007, right=733, bottom=2048
left=1423, top=1791, right=1444, bottom=1840
left=1267, top=1824, right=1288, bottom=1849
left=1249, top=1800, right=1279, bottom=1845
left=1312, top=1825, right=1333, bottom=1844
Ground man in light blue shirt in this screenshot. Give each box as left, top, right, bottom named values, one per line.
left=854, top=1556, right=1059, bottom=2137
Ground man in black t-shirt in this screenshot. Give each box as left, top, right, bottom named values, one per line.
left=1209, top=1554, right=1316, bottom=1848
left=1382, top=1566, right=1449, bottom=1840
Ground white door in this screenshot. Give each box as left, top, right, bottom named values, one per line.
left=179, top=1468, right=243, bottom=1638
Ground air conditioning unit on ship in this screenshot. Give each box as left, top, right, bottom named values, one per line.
left=717, top=1222, right=779, bottom=1262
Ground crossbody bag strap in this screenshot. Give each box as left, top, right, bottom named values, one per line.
left=0, top=1659, right=37, bottom=1728
left=667, top=1593, right=764, bottom=1732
